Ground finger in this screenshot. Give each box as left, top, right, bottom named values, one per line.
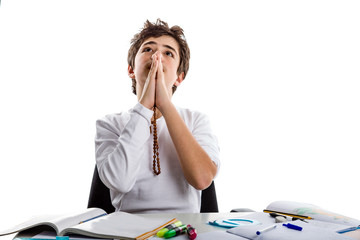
left=148, top=57, right=157, bottom=78
left=157, top=54, right=164, bottom=80
left=150, top=55, right=159, bottom=80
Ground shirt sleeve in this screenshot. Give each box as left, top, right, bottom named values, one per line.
left=191, top=112, right=221, bottom=178
left=95, top=103, right=154, bottom=193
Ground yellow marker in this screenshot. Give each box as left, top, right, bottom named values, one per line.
left=156, top=221, right=182, bottom=237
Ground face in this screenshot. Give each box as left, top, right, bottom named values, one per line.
left=128, top=35, right=184, bottom=98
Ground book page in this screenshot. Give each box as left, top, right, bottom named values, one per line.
left=266, top=201, right=360, bottom=226
left=32, top=230, right=108, bottom=240
left=51, top=208, right=107, bottom=234
left=61, top=212, right=175, bottom=239
left=0, top=214, right=59, bottom=236
left=0, top=208, right=106, bottom=236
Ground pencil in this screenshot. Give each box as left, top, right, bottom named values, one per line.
left=263, top=209, right=313, bottom=220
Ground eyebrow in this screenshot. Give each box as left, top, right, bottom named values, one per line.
left=143, top=41, right=178, bottom=56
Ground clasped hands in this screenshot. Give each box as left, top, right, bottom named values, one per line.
left=139, top=52, right=173, bottom=114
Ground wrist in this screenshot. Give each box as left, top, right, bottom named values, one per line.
left=139, top=99, right=154, bottom=110
left=158, top=101, right=176, bottom=117
left=133, top=102, right=156, bottom=124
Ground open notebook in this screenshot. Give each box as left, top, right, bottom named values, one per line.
left=0, top=208, right=177, bottom=240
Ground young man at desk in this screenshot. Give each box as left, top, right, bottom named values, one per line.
left=95, top=19, right=220, bottom=213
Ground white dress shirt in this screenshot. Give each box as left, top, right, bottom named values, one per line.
left=95, top=103, right=220, bottom=213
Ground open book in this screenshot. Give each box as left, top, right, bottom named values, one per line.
left=0, top=208, right=177, bottom=240
left=265, top=201, right=360, bottom=226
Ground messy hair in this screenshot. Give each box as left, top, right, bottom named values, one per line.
left=128, top=19, right=190, bottom=95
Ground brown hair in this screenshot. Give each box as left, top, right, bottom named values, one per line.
left=128, top=19, right=190, bottom=95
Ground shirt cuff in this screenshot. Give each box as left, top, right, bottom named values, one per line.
left=132, top=102, right=154, bottom=125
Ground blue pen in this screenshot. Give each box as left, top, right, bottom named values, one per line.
left=337, top=226, right=360, bottom=234
left=283, top=223, right=303, bottom=231
left=256, top=224, right=277, bottom=235
left=79, top=213, right=107, bottom=224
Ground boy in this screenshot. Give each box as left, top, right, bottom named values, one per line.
left=95, top=19, right=220, bottom=213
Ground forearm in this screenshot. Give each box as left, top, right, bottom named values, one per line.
left=96, top=129, right=146, bottom=193
left=161, top=102, right=217, bottom=190
left=95, top=103, right=153, bottom=193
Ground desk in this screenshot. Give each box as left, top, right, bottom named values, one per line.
left=12, top=212, right=360, bottom=240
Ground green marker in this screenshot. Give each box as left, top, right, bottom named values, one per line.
left=164, top=224, right=187, bottom=238
left=157, top=221, right=182, bottom=237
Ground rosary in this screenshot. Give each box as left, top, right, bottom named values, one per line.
left=151, top=106, right=161, bottom=175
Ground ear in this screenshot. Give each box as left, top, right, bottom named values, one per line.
left=128, top=65, right=135, bottom=79
left=174, top=72, right=184, bottom=86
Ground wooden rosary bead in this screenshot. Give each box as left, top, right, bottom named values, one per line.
left=152, top=106, right=161, bottom=175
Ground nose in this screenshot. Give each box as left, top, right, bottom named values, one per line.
left=152, top=51, right=163, bottom=61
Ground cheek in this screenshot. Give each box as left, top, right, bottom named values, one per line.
left=134, top=57, right=150, bottom=80
left=163, top=61, right=178, bottom=76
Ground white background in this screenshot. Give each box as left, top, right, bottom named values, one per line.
left=0, top=0, right=359, bottom=239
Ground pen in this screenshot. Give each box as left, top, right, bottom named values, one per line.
left=337, top=226, right=360, bottom=234
left=256, top=224, right=277, bottom=235
left=79, top=213, right=107, bottom=224
left=264, top=209, right=313, bottom=220
left=283, top=223, right=303, bottom=231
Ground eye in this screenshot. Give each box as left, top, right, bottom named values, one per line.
left=143, top=47, right=153, bottom=53
left=165, top=51, right=174, bottom=57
